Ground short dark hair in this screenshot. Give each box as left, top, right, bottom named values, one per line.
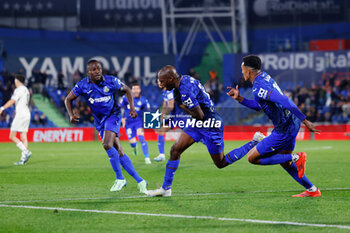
left=242, top=55, right=261, bottom=71
left=131, top=82, right=141, bottom=88
left=87, top=59, right=101, bottom=66
left=15, top=74, right=25, bottom=84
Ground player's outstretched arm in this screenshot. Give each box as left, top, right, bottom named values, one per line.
left=0, top=99, right=15, bottom=114
left=227, top=85, right=262, bottom=111
left=121, top=118, right=126, bottom=128
left=227, top=85, right=243, bottom=102
left=268, top=90, right=320, bottom=134
left=302, top=119, right=321, bottom=134
left=64, top=91, right=80, bottom=124
left=124, top=84, right=137, bottom=119
left=268, top=90, right=306, bottom=121
left=161, top=99, right=174, bottom=121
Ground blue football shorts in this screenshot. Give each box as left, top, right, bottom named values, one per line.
left=184, top=117, right=224, bottom=155
left=125, top=120, right=143, bottom=140
left=97, top=114, right=122, bottom=140
left=256, top=130, right=298, bottom=157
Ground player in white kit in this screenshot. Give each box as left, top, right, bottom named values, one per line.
left=0, top=74, right=32, bottom=165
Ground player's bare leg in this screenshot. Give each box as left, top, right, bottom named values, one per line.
left=112, top=136, right=125, bottom=157
left=11, top=131, right=32, bottom=165
left=247, top=146, right=261, bottom=164
left=169, top=132, right=195, bottom=161
left=9, top=131, right=20, bottom=144
left=20, top=132, right=28, bottom=148
left=210, top=151, right=229, bottom=168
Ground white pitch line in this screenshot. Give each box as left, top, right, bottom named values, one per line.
left=0, top=187, right=349, bottom=204
left=0, top=204, right=349, bottom=230
left=296, top=146, right=333, bottom=151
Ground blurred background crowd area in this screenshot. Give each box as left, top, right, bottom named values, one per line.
left=1, top=66, right=348, bottom=128
left=0, top=0, right=349, bottom=128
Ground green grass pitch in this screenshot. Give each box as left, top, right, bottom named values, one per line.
left=0, top=140, right=349, bottom=232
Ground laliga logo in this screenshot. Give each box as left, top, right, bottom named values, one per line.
left=143, top=110, right=162, bottom=129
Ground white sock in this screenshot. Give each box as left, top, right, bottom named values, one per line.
left=307, top=185, right=317, bottom=192
left=16, top=142, right=29, bottom=153
left=20, top=152, right=26, bottom=161
left=291, top=153, right=299, bottom=163
left=159, top=153, right=165, bottom=157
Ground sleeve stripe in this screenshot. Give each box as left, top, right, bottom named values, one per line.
left=267, top=90, right=273, bottom=101
left=72, top=89, right=79, bottom=97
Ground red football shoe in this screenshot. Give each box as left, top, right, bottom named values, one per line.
left=292, top=188, right=321, bottom=197
left=295, top=152, right=307, bottom=178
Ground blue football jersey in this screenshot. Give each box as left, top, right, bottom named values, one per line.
left=175, top=75, right=217, bottom=119
left=253, top=72, right=300, bottom=133
left=162, top=89, right=183, bottom=117
left=162, top=90, right=174, bottom=105
left=120, top=95, right=150, bottom=124
left=72, top=75, right=122, bottom=127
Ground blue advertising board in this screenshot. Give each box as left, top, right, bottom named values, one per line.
left=4, top=55, right=174, bottom=86
left=0, top=0, right=76, bottom=16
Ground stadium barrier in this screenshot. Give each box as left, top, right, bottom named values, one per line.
left=0, top=124, right=349, bottom=143
left=0, top=128, right=95, bottom=143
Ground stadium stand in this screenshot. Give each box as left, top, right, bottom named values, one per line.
left=1, top=65, right=348, bottom=128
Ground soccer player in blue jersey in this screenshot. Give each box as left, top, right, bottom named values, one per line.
left=65, top=59, right=147, bottom=193
left=146, top=65, right=265, bottom=197
left=153, top=89, right=182, bottom=162
left=120, top=83, right=152, bottom=164
left=227, top=55, right=321, bottom=197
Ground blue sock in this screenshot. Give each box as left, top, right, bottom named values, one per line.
left=158, top=135, right=165, bottom=154
left=225, top=140, right=257, bottom=164
left=138, top=135, right=149, bottom=158
left=260, top=154, right=292, bottom=165
left=162, top=160, right=180, bottom=190
left=283, top=163, right=313, bottom=189
left=106, top=148, right=124, bottom=180
left=119, top=154, right=143, bottom=183
left=130, top=142, right=137, bottom=148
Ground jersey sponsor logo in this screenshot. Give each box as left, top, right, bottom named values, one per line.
left=103, top=86, right=110, bottom=92
left=183, top=97, right=194, bottom=107
left=257, top=88, right=268, bottom=99
left=88, top=96, right=111, bottom=104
